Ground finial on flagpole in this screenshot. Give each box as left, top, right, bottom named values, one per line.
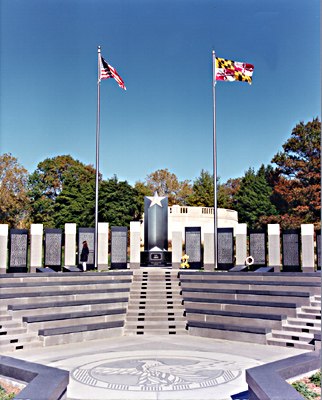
left=98, top=46, right=101, bottom=53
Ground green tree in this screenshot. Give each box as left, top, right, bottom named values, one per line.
left=98, top=175, right=141, bottom=227
left=186, top=170, right=214, bottom=207
left=0, top=153, right=29, bottom=228
left=264, top=118, right=321, bottom=228
left=28, top=155, right=99, bottom=227
left=235, top=165, right=277, bottom=228
left=52, top=163, right=96, bottom=228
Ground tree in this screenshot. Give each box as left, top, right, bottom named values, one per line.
left=98, top=175, right=141, bottom=227
left=134, top=181, right=153, bottom=214
left=264, top=118, right=321, bottom=228
left=0, top=153, right=29, bottom=228
left=52, top=162, right=96, bottom=228
left=217, top=177, right=241, bottom=209
left=144, top=169, right=192, bottom=206
left=186, top=170, right=214, bottom=207
left=235, top=165, right=277, bottom=228
left=28, top=155, right=99, bottom=227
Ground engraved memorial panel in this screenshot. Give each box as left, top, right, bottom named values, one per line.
left=282, top=229, right=301, bottom=272
left=78, top=228, right=95, bottom=270
left=44, top=228, right=62, bottom=271
left=111, top=226, right=128, bottom=269
left=9, top=229, right=28, bottom=273
left=185, top=227, right=202, bottom=269
left=316, top=230, right=321, bottom=270
left=249, top=229, right=267, bottom=269
left=217, top=228, right=234, bottom=270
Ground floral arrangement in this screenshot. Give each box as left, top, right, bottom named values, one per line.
left=181, top=254, right=190, bottom=269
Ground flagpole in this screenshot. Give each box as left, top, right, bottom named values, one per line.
left=212, top=49, right=218, bottom=270
left=94, top=46, right=101, bottom=270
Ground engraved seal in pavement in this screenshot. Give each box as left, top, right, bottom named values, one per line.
left=72, top=356, right=242, bottom=391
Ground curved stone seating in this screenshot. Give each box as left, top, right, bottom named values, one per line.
left=180, top=271, right=321, bottom=350
left=0, top=272, right=132, bottom=352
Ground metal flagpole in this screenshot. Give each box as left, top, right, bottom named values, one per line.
left=94, top=46, right=101, bottom=270
left=212, top=49, right=218, bottom=269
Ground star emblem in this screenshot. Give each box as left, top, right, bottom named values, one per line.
left=147, top=190, right=166, bottom=208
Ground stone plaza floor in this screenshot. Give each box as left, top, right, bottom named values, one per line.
left=5, top=334, right=307, bottom=400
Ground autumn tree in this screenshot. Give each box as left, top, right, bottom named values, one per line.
left=144, top=169, right=192, bottom=206
left=0, top=153, right=29, bottom=228
left=217, top=178, right=241, bottom=209
left=262, top=118, right=321, bottom=228
left=134, top=181, right=153, bottom=214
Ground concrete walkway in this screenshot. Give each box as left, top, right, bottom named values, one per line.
left=4, top=334, right=307, bottom=400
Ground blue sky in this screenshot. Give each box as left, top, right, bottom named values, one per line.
left=1, top=0, right=320, bottom=187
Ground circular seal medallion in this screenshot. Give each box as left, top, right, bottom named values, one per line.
left=72, top=355, right=242, bottom=392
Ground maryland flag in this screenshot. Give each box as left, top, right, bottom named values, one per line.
left=215, top=57, right=254, bottom=85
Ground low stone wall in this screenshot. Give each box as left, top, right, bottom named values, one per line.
left=246, top=350, right=321, bottom=400
left=0, top=355, right=69, bottom=400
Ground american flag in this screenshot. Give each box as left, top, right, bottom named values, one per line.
left=100, top=56, right=126, bottom=90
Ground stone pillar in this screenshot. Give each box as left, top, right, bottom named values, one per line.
left=301, top=224, right=315, bottom=273
left=172, top=222, right=182, bottom=269
left=203, top=223, right=214, bottom=271
left=235, top=223, right=247, bottom=266
left=30, top=224, right=43, bottom=273
left=0, top=224, right=8, bottom=274
left=268, top=224, right=281, bottom=272
left=130, top=221, right=141, bottom=269
left=98, top=222, right=109, bottom=270
left=64, top=223, right=76, bottom=266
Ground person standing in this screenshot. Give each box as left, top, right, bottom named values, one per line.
left=80, top=241, right=89, bottom=272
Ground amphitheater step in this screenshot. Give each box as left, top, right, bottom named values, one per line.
left=39, top=321, right=124, bottom=346
left=188, top=320, right=270, bottom=345
left=124, top=268, right=187, bottom=336
left=267, top=337, right=315, bottom=350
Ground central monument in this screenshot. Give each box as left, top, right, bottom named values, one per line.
left=140, top=191, right=172, bottom=266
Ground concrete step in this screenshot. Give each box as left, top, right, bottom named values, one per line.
left=8, top=301, right=129, bottom=318
left=0, top=315, right=12, bottom=322
left=282, top=324, right=320, bottom=334
left=0, top=338, right=43, bottom=353
left=186, top=312, right=284, bottom=330
left=271, top=329, right=314, bottom=342
left=181, top=281, right=321, bottom=295
left=24, top=313, right=126, bottom=333
left=4, top=292, right=130, bottom=309
left=0, top=331, right=37, bottom=345
left=182, top=290, right=311, bottom=306
left=0, top=271, right=133, bottom=284
left=39, top=324, right=124, bottom=346
left=286, top=317, right=321, bottom=328
left=183, top=299, right=300, bottom=318
left=187, top=321, right=269, bottom=345
left=0, top=320, right=23, bottom=329
left=0, top=327, right=27, bottom=336
left=124, top=329, right=188, bottom=336
left=179, top=271, right=321, bottom=283
left=267, top=337, right=315, bottom=350
left=301, top=306, right=321, bottom=314
left=0, top=282, right=132, bottom=295
left=297, top=312, right=321, bottom=320
left=126, top=315, right=186, bottom=322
